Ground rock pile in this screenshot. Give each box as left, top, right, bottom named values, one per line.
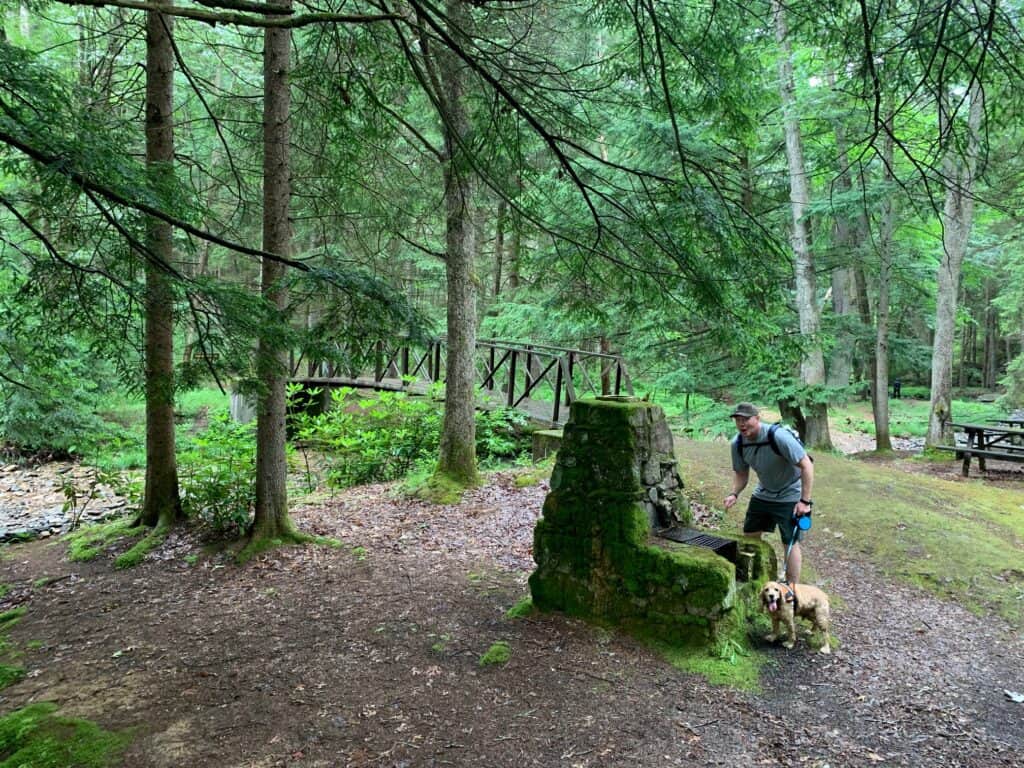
left=0, top=463, right=129, bottom=543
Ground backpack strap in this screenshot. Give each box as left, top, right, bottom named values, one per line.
left=768, top=423, right=815, bottom=463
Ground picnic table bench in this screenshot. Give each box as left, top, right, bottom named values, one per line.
left=936, top=422, right=1024, bottom=476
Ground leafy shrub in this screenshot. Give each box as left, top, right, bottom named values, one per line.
left=178, top=410, right=256, bottom=535
left=290, top=388, right=530, bottom=489
left=899, top=385, right=931, bottom=400
left=291, top=388, right=442, bottom=488
left=475, top=407, right=530, bottom=463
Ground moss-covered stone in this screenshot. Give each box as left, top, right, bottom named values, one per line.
left=530, top=397, right=753, bottom=647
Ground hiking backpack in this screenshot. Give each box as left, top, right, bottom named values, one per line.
left=734, top=423, right=813, bottom=463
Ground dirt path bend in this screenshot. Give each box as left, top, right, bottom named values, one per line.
left=0, top=472, right=1020, bottom=768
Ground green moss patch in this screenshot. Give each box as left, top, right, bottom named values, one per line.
left=505, top=597, right=534, bottom=618
left=236, top=531, right=313, bottom=566
left=113, top=528, right=168, bottom=569
left=66, top=517, right=144, bottom=563
left=655, top=636, right=766, bottom=691
left=405, top=470, right=469, bottom=505
left=478, top=641, right=511, bottom=666
left=0, top=703, right=131, bottom=768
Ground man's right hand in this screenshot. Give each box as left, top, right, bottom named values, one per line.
left=724, top=492, right=738, bottom=509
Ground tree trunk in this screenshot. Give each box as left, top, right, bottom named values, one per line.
left=873, top=110, right=896, bottom=452
left=926, top=80, right=984, bottom=448
left=852, top=262, right=875, bottom=389
left=251, top=0, right=298, bottom=541
left=958, top=307, right=970, bottom=390
left=826, top=74, right=858, bottom=389
left=983, top=280, right=998, bottom=388
left=773, top=0, right=831, bottom=449
left=493, top=197, right=506, bottom=298
left=140, top=6, right=182, bottom=529
left=434, top=0, right=478, bottom=485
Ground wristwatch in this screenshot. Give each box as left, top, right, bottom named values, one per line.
left=799, top=498, right=813, bottom=506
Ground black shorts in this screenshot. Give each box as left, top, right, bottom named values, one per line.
left=743, top=497, right=801, bottom=546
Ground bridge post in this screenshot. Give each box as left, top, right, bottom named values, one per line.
left=507, top=350, right=517, bottom=407
left=553, top=357, right=565, bottom=423
left=401, top=347, right=410, bottom=379
left=566, top=352, right=575, bottom=405
left=374, top=340, right=384, bottom=382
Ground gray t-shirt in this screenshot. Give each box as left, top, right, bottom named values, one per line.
left=730, top=424, right=806, bottom=502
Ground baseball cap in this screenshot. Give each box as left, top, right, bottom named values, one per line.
left=729, top=402, right=760, bottom=419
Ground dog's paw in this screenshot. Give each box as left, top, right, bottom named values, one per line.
left=818, top=643, right=832, bottom=655
left=782, top=640, right=795, bottom=649
left=763, top=633, right=778, bottom=643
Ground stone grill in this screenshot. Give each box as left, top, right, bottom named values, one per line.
left=656, top=526, right=738, bottom=563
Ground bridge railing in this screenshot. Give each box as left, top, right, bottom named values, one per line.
left=290, top=337, right=632, bottom=425
left=476, top=339, right=633, bottom=424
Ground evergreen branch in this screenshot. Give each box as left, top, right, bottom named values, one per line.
left=0, top=194, right=131, bottom=290
left=51, top=0, right=400, bottom=29
left=0, top=128, right=310, bottom=272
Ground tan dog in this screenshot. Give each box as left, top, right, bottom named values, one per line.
left=760, top=580, right=832, bottom=654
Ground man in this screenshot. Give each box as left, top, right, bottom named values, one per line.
left=723, top=402, right=813, bottom=584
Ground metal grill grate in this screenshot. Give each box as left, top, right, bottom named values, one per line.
left=656, top=526, right=738, bottom=565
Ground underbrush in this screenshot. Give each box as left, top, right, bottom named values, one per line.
left=289, top=387, right=531, bottom=491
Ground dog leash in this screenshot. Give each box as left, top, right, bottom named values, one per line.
left=781, top=511, right=812, bottom=583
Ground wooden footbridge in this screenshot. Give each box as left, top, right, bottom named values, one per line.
left=289, top=338, right=633, bottom=426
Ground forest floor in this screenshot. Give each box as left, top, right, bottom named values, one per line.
left=0, top=434, right=1022, bottom=767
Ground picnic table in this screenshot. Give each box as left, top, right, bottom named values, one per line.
left=986, top=417, right=1024, bottom=427
left=938, top=422, right=1024, bottom=476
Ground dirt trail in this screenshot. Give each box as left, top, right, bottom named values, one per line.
left=0, top=466, right=1021, bottom=767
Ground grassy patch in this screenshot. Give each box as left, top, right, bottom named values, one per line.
left=0, top=607, right=26, bottom=629
left=0, top=702, right=131, bottom=768
left=0, top=664, right=25, bottom=690
left=478, top=641, right=511, bottom=666
left=85, top=387, right=229, bottom=472
left=66, top=517, right=144, bottom=562
left=676, top=438, right=1024, bottom=627
left=829, top=397, right=1004, bottom=439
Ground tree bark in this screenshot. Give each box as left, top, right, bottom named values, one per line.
left=926, top=80, right=984, bottom=448
left=493, top=197, right=505, bottom=298
left=773, top=0, right=832, bottom=449
left=826, top=74, right=858, bottom=389
left=251, top=0, right=298, bottom=540
left=873, top=110, right=896, bottom=452
left=434, top=0, right=478, bottom=485
left=983, top=280, right=998, bottom=388
left=140, top=6, right=182, bottom=529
